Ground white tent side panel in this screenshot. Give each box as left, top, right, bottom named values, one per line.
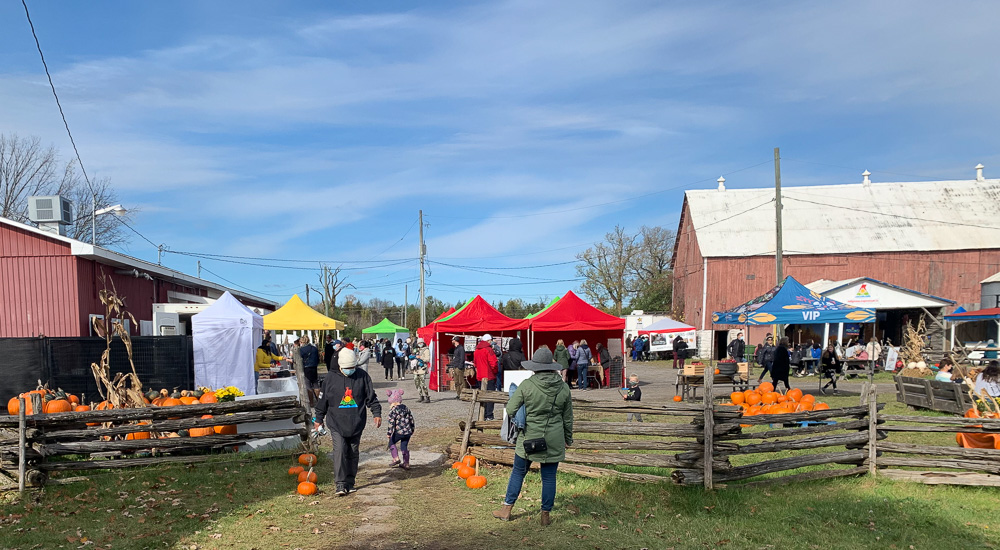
left=192, top=292, right=262, bottom=396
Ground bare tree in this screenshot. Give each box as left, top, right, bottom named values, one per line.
left=0, top=133, right=131, bottom=246
left=575, top=225, right=638, bottom=315
left=317, top=264, right=353, bottom=315
left=0, top=134, right=60, bottom=222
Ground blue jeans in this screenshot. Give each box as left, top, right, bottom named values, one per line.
left=504, top=453, right=558, bottom=511
left=577, top=364, right=588, bottom=389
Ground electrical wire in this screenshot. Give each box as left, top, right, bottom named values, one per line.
left=163, top=250, right=416, bottom=264
left=784, top=196, right=1000, bottom=231
left=199, top=266, right=293, bottom=297
left=364, top=217, right=419, bottom=261
left=427, top=260, right=575, bottom=281
left=165, top=250, right=415, bottom=271
left=20, top=0, right=96, bottom=198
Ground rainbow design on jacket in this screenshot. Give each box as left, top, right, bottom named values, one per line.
left=339, top=388, right=358, bottom=408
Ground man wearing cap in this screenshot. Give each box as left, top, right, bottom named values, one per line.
left=414, top=338, right=431, bottom=403
left=493, top=346, right=573, bottom=526
left=448, top=336, right=467, bottom=399
left=314, top=348, right=382, bottom=497
left=299, top=336, right=320, bottom=399
left=475, top=334, right=500, bottom=420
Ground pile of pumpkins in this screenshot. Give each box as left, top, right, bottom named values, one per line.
left=6, top=386, right=235, bottom=440
left=289, top=453, right=319, bottom=495
left=7, top=387, right=84, bottom=415
left=720, top=382, right=830, bottom=423
left=451, top=454, right=487, bottom=489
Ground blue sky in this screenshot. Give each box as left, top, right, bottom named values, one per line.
left=3, top=1, right=999, bottom=307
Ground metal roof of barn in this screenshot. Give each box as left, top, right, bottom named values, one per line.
left=0, top=216, right=278, bottom=308
left=683, top=177, right=1000, bottom=257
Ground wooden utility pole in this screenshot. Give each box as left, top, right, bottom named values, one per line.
left=404, top=284, right=408, bottom=326
left=305, top=284, right=309, bottom=305
left=419, top=210, right=427, bottom=327
left=774, top=147, right=784, bottom=337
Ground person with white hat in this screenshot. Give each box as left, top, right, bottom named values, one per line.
left=314, top=347, right=382, bottom=496
left=492, top=346, right=573, bottom=526
left=474, top=333, right=499, bottom=420
left=413, top=338, right=431, bottom=403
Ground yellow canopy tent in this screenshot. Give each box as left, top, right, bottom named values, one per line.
left=263, top=294, right=345, bottom=330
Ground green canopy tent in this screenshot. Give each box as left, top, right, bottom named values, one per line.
left=362, top=318, right=409, bottom=339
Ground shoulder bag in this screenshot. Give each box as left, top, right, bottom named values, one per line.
left=522, top=388, right=558, bottom=454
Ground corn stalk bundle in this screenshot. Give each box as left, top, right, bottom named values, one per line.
left=89, top=276, right=146, bottom=410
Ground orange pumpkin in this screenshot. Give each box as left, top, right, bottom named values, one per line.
left=96, top=401, right=115, bottom=411
left=180, top=396, right=199, bottom=405
left=714, top=368, right=721, bottom=375
left=673, top=395, right=683, bottom=402
left=965, top=408, right=981, bottom=419
left=190, top=415, right=215, bottom=437
left=161, top=390, right=183, bottom=407
left=466, top=474, right=487, bottom=489
left=813, top=403, right=830, bottom=411
left=7, top=397, right=20, bottom=416
left=799, top=393, right=816, bottom=404
left=451, top=461, right=465, bottom=469
left=125, top=421, right=152, bottom=440
left=745, top=392, right=761, bottom=406
left=730, top=392, right=745, bottom=405
left=73, top=404, right=91, bottom=412
left=787, top=388, right=803, bottom=402
left=214, top=424, right=237, bottom=435
left=457, top=465, right=475, bottom=479
left=199, top=392, right=218, bottom=404
left=297, top=481, right=318, bottom=495
left=299, top=453, right=318, bottom=466
left=298, top=470, right=318, bottom=483
left=758, top=381, right=774, bottom=393
left=289, top=466, right=305, bottom=476
left=67, top=394, right=80, bottom=405
left=44, top=398, right=73, bottom=414
left=461, top=455, right=477, bottom=468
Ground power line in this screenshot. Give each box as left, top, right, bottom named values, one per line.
left=433, top=259, right=578, bottom=270
left=365, top=217, right=419, bottom=261
left=199, top=266, right=292, bottom=297
left=428, top=260, right=575, bottom=281
left=20, top=0, right=95, bottom=198
left=430, top=278, right=583, bottom=288
left=785, top=196, right=1000, bottom=231
left=115, top=218, right=158, bottom=248
left=165, top=250, right=415, bottom=271
left=164, top=250, right=417, bottom=264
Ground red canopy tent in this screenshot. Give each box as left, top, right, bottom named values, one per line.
left=423, top=297, right=529, bottom=391
left=528, top=291, right=626, bottom=387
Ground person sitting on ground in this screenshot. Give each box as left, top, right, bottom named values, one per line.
left=974, top=360, right=1000, bottom=397
left=623, top=374, right=642, bottom=422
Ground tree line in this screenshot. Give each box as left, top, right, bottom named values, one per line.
left=575, top=225, right=675, bottom=317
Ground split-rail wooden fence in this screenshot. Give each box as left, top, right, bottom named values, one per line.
left=450, top=381, right=1000, bottom=488
left=0, top=395, right=309, bottom=492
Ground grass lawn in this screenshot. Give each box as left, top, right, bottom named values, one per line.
left=2, top=387, right=997, bottom=550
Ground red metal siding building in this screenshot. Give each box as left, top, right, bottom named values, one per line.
left=1, top=218, right=276, bottom=337
left=671, top=174, right=1000, bottom=346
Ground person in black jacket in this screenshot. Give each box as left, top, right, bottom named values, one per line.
left=314, top=348, right=382, bottom=496
left=595, top=342, right=611, bottom=388
left=501, top=338, right=526, bottom=391
left=672, top=335, right=688, bottom=369
left=381, top=342, right=396, bottom=381
left=726, top=332, right=745, bottom=362
left=448, top=337, right=468, bottom=399
left=771, top=337, right=792, bottom=391
left=756, top=334, right=776, bottom=382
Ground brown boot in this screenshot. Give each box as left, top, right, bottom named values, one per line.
left=540, top=511, right=551, bottom=526
left=492, top=504, right=513, bottom=521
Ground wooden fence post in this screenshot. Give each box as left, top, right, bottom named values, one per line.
left=703, top=370, right=714, bottom=490
left=18, top=397, right=26, bottom=494
left=867, top=385, right=878, bottom=477
left=459, top=389, right=479, bottom=459
left=291, top=356, right=315, bottom=451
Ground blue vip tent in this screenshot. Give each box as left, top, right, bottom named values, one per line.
left=713, top=276, right=876, bottom=326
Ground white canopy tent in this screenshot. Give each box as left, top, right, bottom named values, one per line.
left=192, top=291, right=263, bottom=396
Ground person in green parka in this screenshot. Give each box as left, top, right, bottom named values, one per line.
left=492, top=346, right=573, bottom=526
left=553, top=339, right=571, bottom=384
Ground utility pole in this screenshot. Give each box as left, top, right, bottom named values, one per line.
left=305, top=284, right=309, bottom=305
left=404, top=284, right=408, bottom=326
left=157, top=244, right=164, bottom=265
left=419, top=210, right=427, bottom=327
left=774, top=146, right=784, bottom=337
left=197, top=261, right=201, bottom=278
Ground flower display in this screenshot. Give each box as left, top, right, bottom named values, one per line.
left=214, top=386, right=245, bottom=402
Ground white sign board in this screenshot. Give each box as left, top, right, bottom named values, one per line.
left=648, top=330, right=696, bottom=353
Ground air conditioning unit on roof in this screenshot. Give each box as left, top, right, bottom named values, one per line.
left=29, top=195, right=74, bottom=224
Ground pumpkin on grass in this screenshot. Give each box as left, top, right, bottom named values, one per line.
left=465, top=462, right=486, bottom=489
left=289, top=466, right=305, bottom=476
left=461, top=455, right=476, bottom=468
left=457, top=465, right=475, bottom=479
left=299, top=453, right=318, bottom=466
left=298, top=470, right=318, bottom=483
left=451, top=461, right=464, bottom=470
left=297, top=481, right=318, bottom=495
left=672, top=395, right=683, bottom=402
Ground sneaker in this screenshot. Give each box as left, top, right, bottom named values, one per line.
left=391, top=460, right=401, bottom=467
left=335, top=485, right=348, bottom=496
left=401, top=463, right=410, bottom=470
